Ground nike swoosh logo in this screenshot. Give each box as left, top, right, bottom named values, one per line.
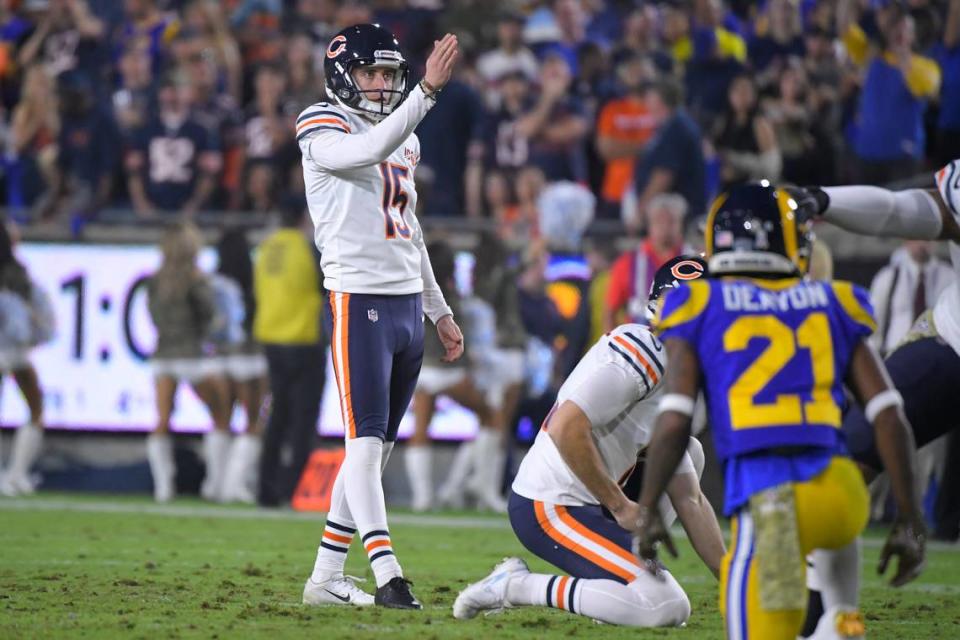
left=324, top=589, right=351, bottom=603
left=651, top=338, right=663, bottom=352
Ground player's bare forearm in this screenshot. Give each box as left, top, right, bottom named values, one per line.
left=638, top=338, right=700, bottom=510
left=549, top=400, right=630, bottom=515
left=668, top=473, right=725, bottom=578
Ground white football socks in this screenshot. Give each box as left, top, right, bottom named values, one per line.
left=822, top=186, right=942, bottom=239
left=471, top=427, right=507, bottom=512
left=222, top=433, right=261, bottom=503
left=201, top=429, right=232, bottom=501
left=311, top=462, right=356, bottom=583
left=405, top=444, right=433, bottom=512
left=343, top=436, right=403, bottom=587
left=505, top=570, right=691, bottom=627
left=437, top=440, right=474, bottom=507
left=146, top=433, right=175, bottom=502
left=7, top=423, right=43, bottom=488
left=811, top=539, right=861, bottom=612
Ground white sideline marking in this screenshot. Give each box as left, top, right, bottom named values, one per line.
left=1, top=498, right=958, bottom=553
left=0, top=497, right=510, bottom=529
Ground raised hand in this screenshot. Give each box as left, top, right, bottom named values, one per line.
left=423, top=33, right=459, bottom=92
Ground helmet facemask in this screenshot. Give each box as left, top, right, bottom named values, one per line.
left=332, top=58, right=409, bottom=121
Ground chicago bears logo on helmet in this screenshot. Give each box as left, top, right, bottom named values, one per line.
left=326, top=35, right=348, bottom=59
left=670, top=259, right=706, bottom=281
left=646, top=255, right=709, bottom=322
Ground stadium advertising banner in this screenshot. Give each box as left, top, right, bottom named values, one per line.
left=1, top=243, right=478, bottom=440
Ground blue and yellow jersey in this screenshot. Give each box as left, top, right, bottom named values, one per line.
left=653, top=277, right=876, bottom=514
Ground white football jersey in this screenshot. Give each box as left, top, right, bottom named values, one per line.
left=297, top=85, right=450, bottom=321
left=512, top=323, right=694, bottom=506
left=933, top=162, right=960, bottom=356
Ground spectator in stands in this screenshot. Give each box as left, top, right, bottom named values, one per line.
left=841, top=0, right=940, bottom=184
left=183, top=1, right=243, bottom=105
left=869, top=240, right=955, bottom=357
left=184, top=44, right=242, bottom=209
left=628, top=79, right=705, bottom=233
left=146, top=221, right=232, bottom=503
left=504, top=165, right=545, bottom=247
left=764, top=63, right=832, bottom=185
left=595, top=52, right=656, bottom=219
left=935, top=0, right=960, bottom=165
left=518, top=53, right=588, bottom=183
left=584, top=238, right=617, bottom=346
left=17, top=0, right=105, bottom=81
left=35, top=71, right=119, bottom=226
left=281, top=0, right=338, bottom=47
left=748, top=0, right=804, bottom=75
left=483, top=69, right=533, bottom=174
left=534, top=0, right=588, bottom=74
left=669, top=0, right=746, bottom=66
left=605, top=193, right=688, bottom=331
left=112, top=45, right=155, bottom=134
left=111, top=0, right=179, bottom=76
left=8, top=64, right=59, bottom=211
left=416, top=61, right=484, bottom=217
left=0, top=2, right=32, bottom=110
left=711, top=73, right=780, bottom=191
left=125, top=73, right=223, bottom=217
left=283, top=31, right=320, bottom=113
left=230, top=0, right=283, bottom=68
left=614, top=5, right=671, bottom=73
left=476, top=11, right=538, bottom=105
left=253, top=201, right=323, bottom=507
left=238, top=63, right=292, bottom=213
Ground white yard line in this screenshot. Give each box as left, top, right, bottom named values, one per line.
left=1, top=497, right=958, bottom=553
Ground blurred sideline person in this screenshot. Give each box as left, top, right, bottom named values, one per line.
left=214, top=228, right=269, bottom=504
left=454, top=257, right=724, bottom=627
left=462, top=232, right=528, bottom=510
left=253, top=204, right=323, bottom=508
left=146, top=222, right=232, bottom=503
left=0, top=221, right=55, bottom=497
left=298, top=26, right=462, bottom=609
left=635, top=185, right=926, bottom=640
left=605, top=193, right=690, bottom=331
left=405, top=240, right=498, bottom=512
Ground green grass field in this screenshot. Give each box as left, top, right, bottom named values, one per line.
left=1, top=494, right=958, bottom=639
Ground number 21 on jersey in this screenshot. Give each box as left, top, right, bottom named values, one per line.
left=379, top=162, right=411, bottom=240
left=724, top=312, right=841, bottom=429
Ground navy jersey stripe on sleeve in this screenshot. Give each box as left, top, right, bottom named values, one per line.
left=296, top=109, right=346, bottom=125
left=624, top=331, right=665, bottom=376
left=297, top=125, right=349, bottom=142
left=609, top=343, right=651, bottom=395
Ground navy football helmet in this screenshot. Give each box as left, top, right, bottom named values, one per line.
left=646, top=255, right=708, bottom=320
left=323, top=24, right=411, bottom=120
left=705, top=183, right=814, bottom=278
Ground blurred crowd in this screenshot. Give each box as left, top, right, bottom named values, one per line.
left=0, top=0, right=959, bottom=237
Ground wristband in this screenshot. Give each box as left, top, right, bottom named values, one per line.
left=658, top=393, right=696, bottom=417
left=865, top=389, right=903, bottom=423
left=419, top=78, right=440, bottom=99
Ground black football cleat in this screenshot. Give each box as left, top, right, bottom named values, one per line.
left=374, top=577, right=422, bottom=610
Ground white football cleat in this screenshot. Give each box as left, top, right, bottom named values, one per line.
left=805, top=606, right=866, bottom=640
left=303, top=575, right=375, bottom=607
left=453, top=557, right=529, bottom=620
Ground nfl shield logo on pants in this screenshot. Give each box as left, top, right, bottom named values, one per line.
left=367, top=308, right=379, bottom=323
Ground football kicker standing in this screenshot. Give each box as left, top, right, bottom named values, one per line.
left=297, top=25, right=463, bottom=609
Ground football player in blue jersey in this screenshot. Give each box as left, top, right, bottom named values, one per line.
left=633, top=184, right=926, bottom=640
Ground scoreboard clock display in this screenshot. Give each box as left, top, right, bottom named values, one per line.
left=1, top=243, right=478, bottom=440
